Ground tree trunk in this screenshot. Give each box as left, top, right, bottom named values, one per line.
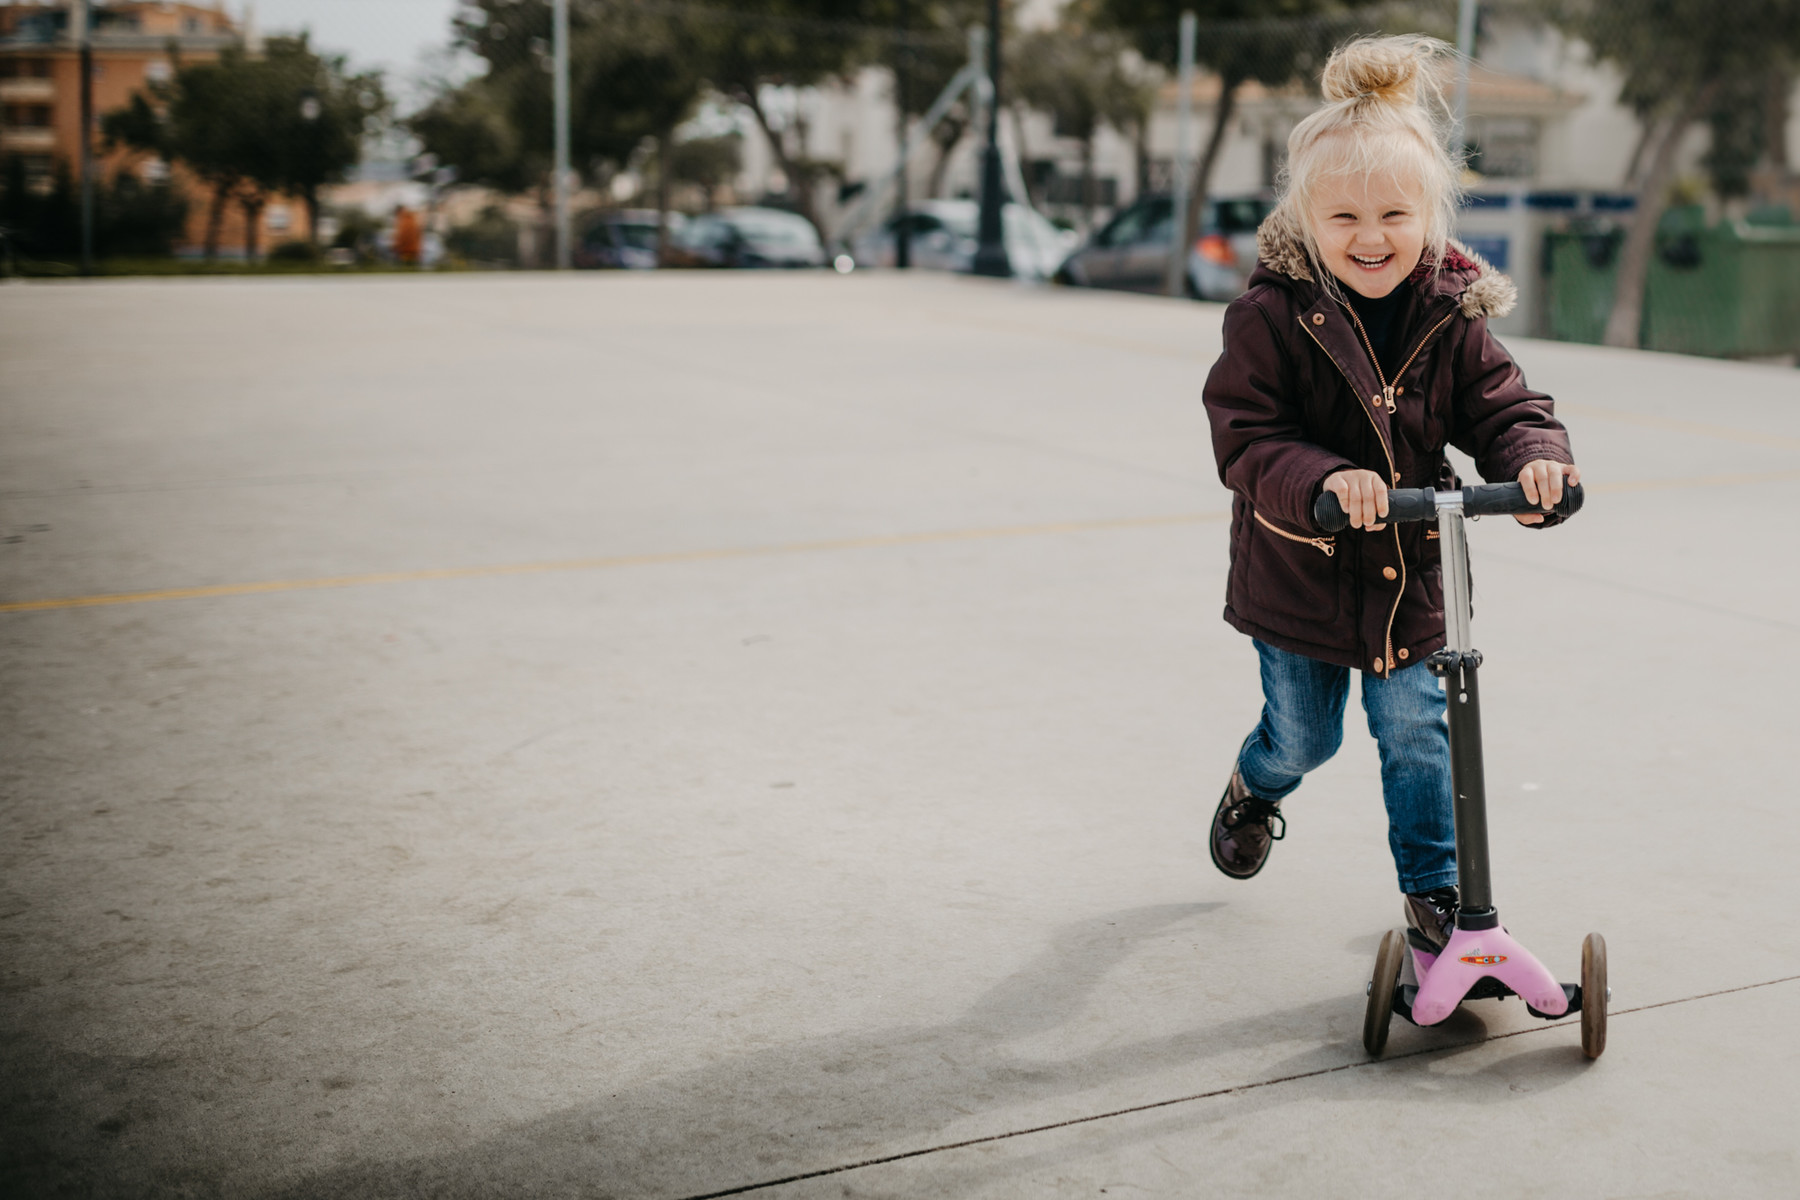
left=1620, top=112, right=1661, bottom=188
left=1133, top=118, right=1149, bottom=202
left=204, top=179, right=229, bottom=260
left=656, top=127, right=673, bottom=266
left=742, top=87, right=822, bottom=239
left=239, top=189, right=265, bottom=261
left=926, top=116, right=966, bottom=199
left=1603, top=86, right=1717, bottom=349
left=1080, top=133, right=1096, bottom=231
left=1171, top=78, right=1239, bottom=297
left=1766, top=68, right=1792, bottom=175
left=303, top=185, right=319, bottom=247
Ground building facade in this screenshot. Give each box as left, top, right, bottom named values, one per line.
left=0, top=1, right=313, bottom=255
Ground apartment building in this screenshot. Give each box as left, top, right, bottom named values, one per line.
left=0, top=1, right=312, bottom=254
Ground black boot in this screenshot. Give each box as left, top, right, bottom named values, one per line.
left=1209, top=768, right=1285, bottom=880
left=1403, top=885, right=1459, bottom=952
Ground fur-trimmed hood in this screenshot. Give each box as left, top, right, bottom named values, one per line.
left=1251, top=206, right=1517, bottom=320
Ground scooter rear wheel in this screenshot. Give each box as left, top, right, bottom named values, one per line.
left=1581, top=932, right=1608, bottom=1059
left=1364, top=928, right=1406, bottom=1057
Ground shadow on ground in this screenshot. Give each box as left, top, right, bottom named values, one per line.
left=4, top=902, right=1577, bottom=1199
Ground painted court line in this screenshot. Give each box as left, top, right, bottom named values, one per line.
left=675, top=973, right=1800, bottom=1200
left=0, top=513, right=1221, bottom=614
left=4, top=468, right=1795, bottom=616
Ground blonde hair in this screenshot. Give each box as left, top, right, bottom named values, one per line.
left=1274, top=35, right=1465, bottom=287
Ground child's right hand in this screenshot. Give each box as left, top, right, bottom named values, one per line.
left=1323, top=469, right=1390, bottom=531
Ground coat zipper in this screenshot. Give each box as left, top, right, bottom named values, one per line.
left=1300, top=306, right=1452, bottom=676
left=1345, top=306, right=1458, bottom=413
left=1254, top=509, right=1335, bottom=556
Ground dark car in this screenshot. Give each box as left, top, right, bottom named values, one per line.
left=666, top=207, right=828, bottom=269
left=1056, top=193, right=1270, bottom=300
left=573, top=209, right=685, bottom=269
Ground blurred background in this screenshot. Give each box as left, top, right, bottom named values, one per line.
left=1, top=0, right=1797, bottom=358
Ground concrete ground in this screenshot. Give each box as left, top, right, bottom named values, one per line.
left=1, top=271, right=1796, bottom=1199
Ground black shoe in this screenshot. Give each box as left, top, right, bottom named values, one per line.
left=1403, top=885, right=1459, bottom=952
left=1209, top=768, right=1285, bottom=880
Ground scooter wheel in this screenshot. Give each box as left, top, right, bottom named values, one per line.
left=1363, top=928, right=1406, bottom=1057
left=1581, top=932, right=1608, bottom=1059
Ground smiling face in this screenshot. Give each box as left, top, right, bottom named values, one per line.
left=1306, top=169, right=1427, bottom=299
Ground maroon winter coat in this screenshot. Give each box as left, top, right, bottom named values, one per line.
left=1203, top=212, right=1574, bottom=678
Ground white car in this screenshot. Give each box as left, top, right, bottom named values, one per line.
left=850, top=199, right=1079, bottom=280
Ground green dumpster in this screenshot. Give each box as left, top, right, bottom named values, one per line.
left=1545, top=208, right=1800, bottom=358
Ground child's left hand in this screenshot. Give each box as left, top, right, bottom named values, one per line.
left=1515, top=459, right=1581, bottom=525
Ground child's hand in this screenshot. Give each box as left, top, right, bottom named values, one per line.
left=1322, top=469, right=1389, bottom=531
left=1514, top=459, right=1581, bottom=525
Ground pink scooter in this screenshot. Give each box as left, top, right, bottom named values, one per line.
left=1316, top=481, right=1608, bottom=1060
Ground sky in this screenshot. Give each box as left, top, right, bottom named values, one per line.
left=247, top=0, right=465, bottom=89
left=244, top=0, right=1070, bottom=81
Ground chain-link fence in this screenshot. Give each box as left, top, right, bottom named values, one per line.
left=2, top=1, right=1796, bottom=353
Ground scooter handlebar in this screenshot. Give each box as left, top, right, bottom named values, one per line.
left=1312, top=481, right=1584, bottom=532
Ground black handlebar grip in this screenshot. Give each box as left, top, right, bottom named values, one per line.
left=1385, top=489, right=1439, bottom=524
left=1312, top=481, right=1583, bottom=532
left=1313, top=487, right=1437, bottom=532
left=1463, top=480, right=1585, bottom=519
left=1313, top=491, right=1349, bottom=532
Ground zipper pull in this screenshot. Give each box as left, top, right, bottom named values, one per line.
left=1311, top=538, right=1336, bottom=557
left=1383, top=384, right=1397, bottom=413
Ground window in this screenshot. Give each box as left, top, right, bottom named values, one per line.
left=0, top=59, right=53, bottom=79
left=3, top=104, right=54, bottom=128
left=1467, top=118, right=1538, bottom=180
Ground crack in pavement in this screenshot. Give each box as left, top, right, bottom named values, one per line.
left=676, top=973, right=1800, bottom=1199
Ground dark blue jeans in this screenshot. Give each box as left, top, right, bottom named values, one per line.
left=1237, top=639, right=1457, bottom=894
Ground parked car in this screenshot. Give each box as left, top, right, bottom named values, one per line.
left=666, top=207, right=828, bottom=269
left=574, top=209, right=683, bottom=269
left=1055, top=193, right=1271, bottom=300
left=849, top=199, right=1080, bottom=280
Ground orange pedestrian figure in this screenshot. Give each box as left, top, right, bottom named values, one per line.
left=393, top=205, right=423, bottom=266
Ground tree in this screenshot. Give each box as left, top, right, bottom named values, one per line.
left=0, top=156, right=188, bottom=263
left=862, top=0, right=984, bottom=199
left=1096, top=0, right=1383, bottom=294
left=667, top=134, right=744, bottom=210
left=1010, top=24, right=1155, bottom=228
left=697, top=1, right=884, bottom=231
left=1551, top=0, right=1800, bottom=347
left=105, top=49, right=251, bottom=257
left=414, top=0, right=706, bottom=260
left=256, top=37, right=387, bottom=246
left=105, top=37, right=383, bottom=258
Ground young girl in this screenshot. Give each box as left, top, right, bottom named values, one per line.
left=1201, top=35, right=1579, bottom=948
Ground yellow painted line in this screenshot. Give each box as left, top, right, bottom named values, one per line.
left=0, top=512, right=1225, bottom=614
left=7, top=466, right=1797, bottom=616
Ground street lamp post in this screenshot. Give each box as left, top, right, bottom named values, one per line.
left=74, top=0, right=94, bottom=274
left=1451, top=0, right=1479, bottom=165
left=969, top=0, right=1010, bottom=277
left=895, top=0, right=911, bottom=270
left=300, top=89, right=321, bottom=245
left=552, top=0, right=572, bottom=270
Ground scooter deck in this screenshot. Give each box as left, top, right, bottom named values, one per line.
left=1392, top=926, right=1583, bottom=1026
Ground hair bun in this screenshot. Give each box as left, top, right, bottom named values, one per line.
left=1320, top=35, right=1447, bottom=107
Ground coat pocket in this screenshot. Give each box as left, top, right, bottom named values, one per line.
left=1241, top=509, right=1343, bottom=625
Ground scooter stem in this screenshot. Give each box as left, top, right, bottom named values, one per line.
left=1430, top=501, right=1494, bottom=917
